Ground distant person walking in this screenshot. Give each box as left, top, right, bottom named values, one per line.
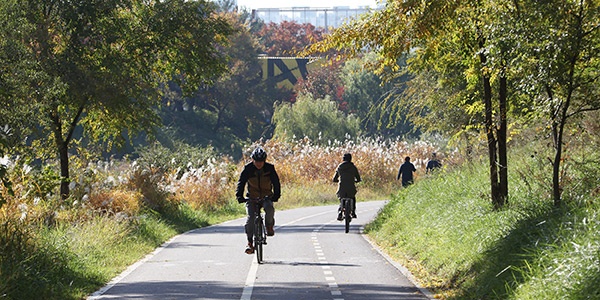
left=397, top=156, right=416, bottom=187
left=426, top=153, right=442, bottom=174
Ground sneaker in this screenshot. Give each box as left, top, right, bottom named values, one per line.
left=266, top=226, right=275, bottom=236
left=337, top=212, right=343, bottom=221
left=245, top=243, right=254, bottom=254
left=351, top=212, right=357, bottom=219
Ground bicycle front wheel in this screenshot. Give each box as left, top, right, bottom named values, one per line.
left=254, top=219, right=264, bottom=263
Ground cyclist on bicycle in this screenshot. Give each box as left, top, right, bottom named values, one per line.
left=332, top=153, right=361, bottom=221
left=236, top=147, right=281, bottom=254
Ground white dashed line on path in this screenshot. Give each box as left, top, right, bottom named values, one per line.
left=312, top=221, right=345, bottom=300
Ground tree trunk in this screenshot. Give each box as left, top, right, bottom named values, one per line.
left=550, top=40, right=579, bottom=207
left=483, top=75, right=501, bottom=209
left=552, top=123, right=562, bottom=207
left=59, top=141, right=70, bottom=200
left=498, top=74, right=508, bottom=206
left=51, top=110, right=70, bottom=200
left=51, top=104, right=85, bottom=201
left=551, top=90, right=571, bottom=207
left=479, top=50, right=502, bottom=209
left=214, top=107, right=223, bottom=132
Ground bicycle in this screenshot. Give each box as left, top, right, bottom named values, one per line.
left=340, top=197, right=353, bottom=233
left=247, top=196, right=269, bottom=263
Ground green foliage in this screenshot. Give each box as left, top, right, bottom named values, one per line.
left=0, top=126, right=13, bottom=208
left=157, top=107, right=246, bottom=157
left=156, top=9, right=286, bottom=154
left=511, top=0, right=600, bottom=205
left=0, top=4, right=48, bottom=162
left=342, top=53, right=420, bottom=137
left=306, top=0, right=600, bottom=206
left=272, top=93, right=361, bottom=143
left=508, top=202, right=600, bottom=300
left=4, top=130, right=599, bottom=299
left=192, top=11, right=266, bottom=142
left=135, top=141, right=219, bottom=176
left=341, top=54, right=387, bottom=117
left=29, top=164, right=62, bottom=201
left=366, top=144, right=600, bottom=299
left=2, top=156, right=63, bottom=202
left=0, top=0, right=234, bottom=199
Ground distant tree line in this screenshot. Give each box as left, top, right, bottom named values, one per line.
left=0, top=0, right=415, bottom=202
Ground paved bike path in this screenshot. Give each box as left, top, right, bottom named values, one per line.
left=89, top=200, right=433, bottom=300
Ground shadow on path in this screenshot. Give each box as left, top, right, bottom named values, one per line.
left=93, top=280, right=428, bottom=300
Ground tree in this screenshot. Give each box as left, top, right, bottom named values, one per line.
left=515, top=0, right=600, bottom=206
left=306, top=0, right=600, bottom=207
left=294, top=59, right=345, bottom=106
left=272, top=93, right=361, bottom=143
left=258, top=21, right=326, bottom=56
left=0, top=0, right=233, bottom=199
left=305, top=1, right=517, bottom=208
left=340, top=53, right=413, bottom=137
left=340, top=53, right=384, bottom=116
left=388, top=66, right=483, bottom=158
left=196, top=10, right=268, bottom=139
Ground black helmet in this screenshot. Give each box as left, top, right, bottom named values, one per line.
left=251, top=147, right=267, bottom=161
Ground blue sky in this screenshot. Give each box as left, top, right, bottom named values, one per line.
left=235, top=0, right=380, bottom=9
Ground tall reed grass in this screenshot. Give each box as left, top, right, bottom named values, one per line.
left=0, top=137, right=448, bottom=299
left=247, top=137, right=453, bottom=208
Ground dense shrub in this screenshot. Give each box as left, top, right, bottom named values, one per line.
left=272, top=93, right=362, bottom=143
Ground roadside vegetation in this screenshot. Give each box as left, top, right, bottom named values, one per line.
left=3, top=128, right=598, bottom=300
left=367, top=131, right=600, bottom=299
left=0, top=137, right=443, bottom=299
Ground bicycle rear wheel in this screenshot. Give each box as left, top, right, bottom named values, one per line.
left=254, top=219, right=264, bottom=263
left=344, top=198, right=352, bottom=233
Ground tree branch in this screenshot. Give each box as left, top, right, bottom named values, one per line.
left=65, top=103, right=86, bottom=145
left=567, top=106, right=600, bottom=118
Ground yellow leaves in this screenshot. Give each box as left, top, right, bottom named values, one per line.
left=87, top=189, right=143, bottom=215
left=464, top=101, right=485, bottom=116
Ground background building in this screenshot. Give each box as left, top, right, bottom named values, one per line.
left=252, top=6, right=379, bottom=30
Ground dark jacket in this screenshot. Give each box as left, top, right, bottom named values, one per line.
left=397, top=162, right=416, bottom=184
left=236, top=162, right=281, bottom=202
left=426, top=159, right=442, bottom=173
left=333, top=161, right=361, bottom=198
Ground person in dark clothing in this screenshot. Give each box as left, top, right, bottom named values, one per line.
left=236, top=147, right=281, bottom=254
left=426, top=152, right=442, bottom=174
left=397, top=156, right=416, bottom=187
left=333, top=153, right=361, bottom=220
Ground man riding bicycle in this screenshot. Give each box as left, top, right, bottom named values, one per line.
left=236, top=147, right=281, bottom=254
left=333, top=153, right=361, bottom=221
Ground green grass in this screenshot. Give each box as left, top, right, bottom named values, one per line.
left=0, top=200, right=246, bottom=300
left=365, top=158, right=600, bottom=299
left=276, top=181, right=393, bottom=210
left=3, top=145, right=598, bottom=300
left=0, top=181, right=386, bottom=300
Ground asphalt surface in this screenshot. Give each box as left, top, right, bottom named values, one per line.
left=88, top=200, right=433, bottom=300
